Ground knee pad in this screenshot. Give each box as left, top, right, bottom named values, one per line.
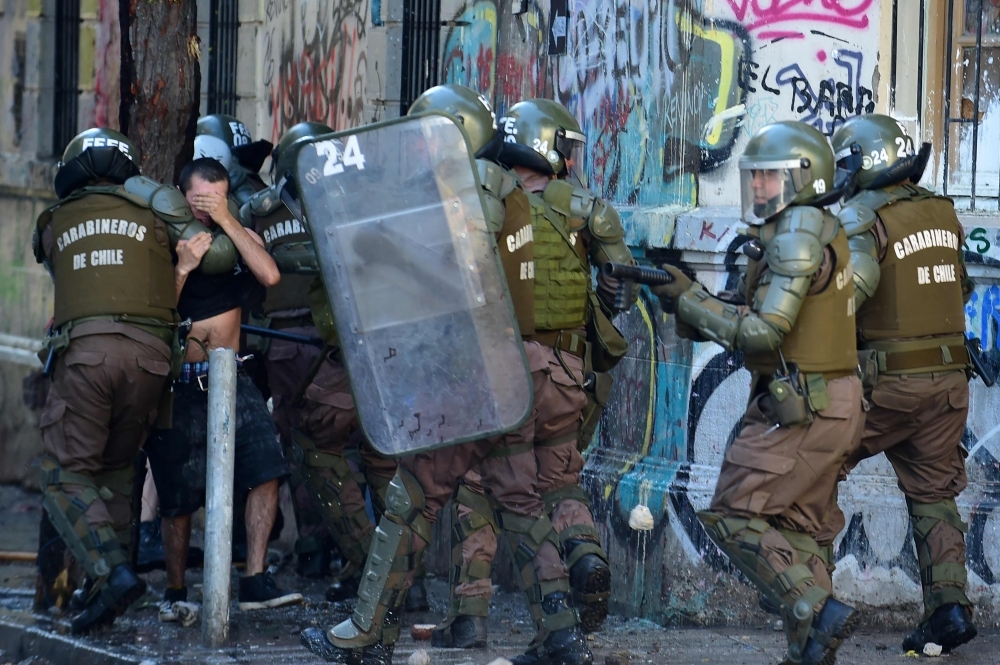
left=385, top=468, right=431, bottom=546
left=39, top=457, right=127, bottom=580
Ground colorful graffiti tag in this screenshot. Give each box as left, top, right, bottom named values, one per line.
left=264, top=0, right=369, bottom=143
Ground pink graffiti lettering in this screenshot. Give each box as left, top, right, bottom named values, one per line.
left=726, top=0, right=874, bottom=32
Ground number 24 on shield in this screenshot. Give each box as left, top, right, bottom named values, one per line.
left=306, top=137, right=365, bottom=184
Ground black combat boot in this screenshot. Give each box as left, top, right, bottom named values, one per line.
left=70, top=564, right=147, bottom=634
left=300, top=611, right=399, bottom=665
left=512, top=592, right=594, bottom=665
left=797, top=597, right=860, bottom=665
left=902, top=603, right=977, bottom=653
left=565, top=538, right=611, bottom=633
left=431, top=614, right=488, bottom=648
left=404, top=575, right=430, bottom=612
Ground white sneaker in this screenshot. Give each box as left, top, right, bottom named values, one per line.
left=159, top=599, right=200, bottom=627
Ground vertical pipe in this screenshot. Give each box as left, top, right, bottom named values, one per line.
left=971, top=1, right=984, bottom=210
left=917, top=0, right=925, bottom=130
left=202, top=347, right=237, bottom=648
left=890, top=0, right=899, bottom=110
left=944, top=0, right=956, bottom=196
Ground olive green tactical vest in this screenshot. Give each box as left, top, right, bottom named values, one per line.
left=526, top=189, right=589, bottom=332
left=857, top=191, right=966, bottom=341
left=498, top=188, right=537, bottom=335
left=44, top=192, right=176, bottom=328
left=745, top=214, right=857, bottom=375
left=253, top=205, right=313, bottom=314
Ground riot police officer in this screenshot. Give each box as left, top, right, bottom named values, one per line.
left=649, top=121, right=866, bottom=665
left=430, top=96, right=638, bottom=649
left=196, top=114, right=273, bottom=207
left=299, top=91, right=611, bottom=665
left=32, top=128, right=226, bottom=632
left=262, top=123, right=401, bottom=600
left=241, top=122, right=337, bottom=578
left=832, top=115, right=977, bottom=653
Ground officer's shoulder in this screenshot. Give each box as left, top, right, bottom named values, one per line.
left=837, top=201, right=877, bottom=237
left=123, top=176, right=193, bottom=223
left=766, top=207, right=825, bottom=277
left=542, top=179, right=597, bottom=222
left=476, top=159, right=518, bottom=200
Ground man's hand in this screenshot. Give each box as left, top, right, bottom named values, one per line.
left=176, top=232, right=213, bottom=275
left=649, top=264, right=694, bottom=314
left=190, top=190, right=231, bottom=226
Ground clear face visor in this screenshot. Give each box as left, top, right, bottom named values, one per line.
left=739, top=158, right=812, bottom=224
left=556, top=129, right=587, bottom=185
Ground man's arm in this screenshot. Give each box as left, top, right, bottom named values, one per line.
left=174, top=232, right=213, bottom=303
left=193, top=191, right=281, bottom=287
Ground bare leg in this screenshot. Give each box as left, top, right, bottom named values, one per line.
left=245, top=480, right=278, bottom=576
left=140, top=460, right=159, bottom=522
left=162, top=514, right=192, bottom=589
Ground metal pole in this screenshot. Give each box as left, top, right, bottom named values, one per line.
left=202, top=347, right=237, bottom=648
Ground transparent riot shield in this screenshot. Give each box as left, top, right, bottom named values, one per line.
left=294, top=114, right=532, bottom=456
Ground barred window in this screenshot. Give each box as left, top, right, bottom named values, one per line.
left=207, top=0, right=239, bottom=115
left=53, top=0, right=81, bottom=156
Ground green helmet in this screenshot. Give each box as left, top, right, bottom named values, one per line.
left=739, top=120, right=834, bottom=224
left=197, top=114, right=273, bottom=172
left=498, top=98, right=586, bottom=177
left=831, top=114, right=930, bottom=190
left=407, top=84, right=499, bottom=157
left=271, top=121, right=334, bottom=186
left=54, top=128, right=140, bottom=198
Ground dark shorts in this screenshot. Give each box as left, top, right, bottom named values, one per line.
left=145, top=373, right=290, bottom=517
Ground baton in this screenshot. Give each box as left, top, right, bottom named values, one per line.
left=42, top=346, right=57, bottom=377
left=240, top=324, right=325, bottom=348
left=966, top=337, right=996, bottom=387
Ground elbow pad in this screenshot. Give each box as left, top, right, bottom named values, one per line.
left=272, top=241, right=319, bottom=275
left=736, top=314, right=787, bottom=355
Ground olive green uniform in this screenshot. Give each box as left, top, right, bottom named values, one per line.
left=247, top=199, right=332, bottom=563
left=841, top=184, right=974, bottom=619
left=444, top=177, right=628, bottom=633
left=35, top=188, right=179, bottom=583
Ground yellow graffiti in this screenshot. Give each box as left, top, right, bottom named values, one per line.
left=603, top=296, right=657, bottom=501
left=675, top=10, right=740, bottom=147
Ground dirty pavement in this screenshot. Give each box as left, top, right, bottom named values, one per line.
left=3, top=485, right=1000, bottom=665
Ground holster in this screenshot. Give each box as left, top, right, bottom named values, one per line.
left=578, top=371, right=614, bottom=451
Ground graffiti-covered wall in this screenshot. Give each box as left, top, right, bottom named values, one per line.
left=438, top=0, right=881, bottom=232
left=252, top=0, right=381, bottom=146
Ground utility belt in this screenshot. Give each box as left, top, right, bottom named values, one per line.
left=523, top=329, right=587, bottom=359
left=862, top=335, right=969, bottom=375
left=42, top=314, right=186, bottom=379
left=176, top=352, right=250, bottom=391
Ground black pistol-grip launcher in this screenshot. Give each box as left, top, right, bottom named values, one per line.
left=603, top=262, right=674, bottom=310
left=966, top=336, right=996, bottom=387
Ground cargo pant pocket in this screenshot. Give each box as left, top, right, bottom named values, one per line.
left=722, top=444, right=797, bottom=514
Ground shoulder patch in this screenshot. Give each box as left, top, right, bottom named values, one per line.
left=766, top=207, right=825, bottom=278
left=837, top=202, right=876, bottom=238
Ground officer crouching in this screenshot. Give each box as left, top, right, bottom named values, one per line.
left=33, top=128, right=186, bottom=632
left=144, top=158, right=302, bottom=623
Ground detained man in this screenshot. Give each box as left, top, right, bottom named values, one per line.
left=145, top=158, right=301, bottom=625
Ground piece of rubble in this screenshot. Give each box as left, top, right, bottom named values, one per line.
left=486, top=660, right=514, bottom=665
left=407, top=648, right=431, bottom=665
left=923, top=642, right=943, bottom=657
left=605, top=652, right=631, bottom=665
